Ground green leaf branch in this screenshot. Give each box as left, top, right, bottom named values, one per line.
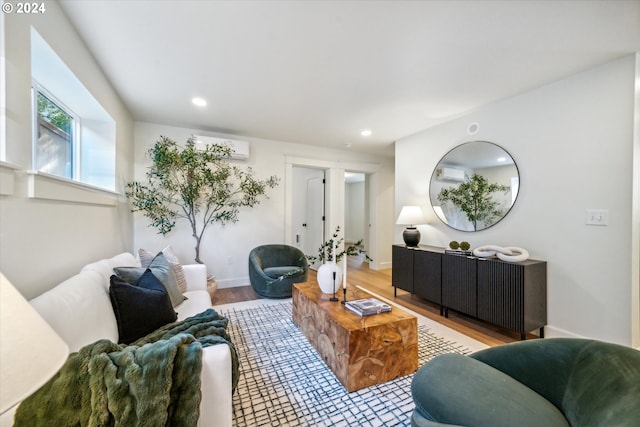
left=437, top=173, right=510, bottom=231
left=305, top=226, right=372, bottom=264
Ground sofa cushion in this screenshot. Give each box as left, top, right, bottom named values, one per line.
left=176, top=290, right=215, bottom=321
left=30, top=270, right=119, bottom=352
left=109, top=270, right=177, bottom=344
left=139, top=246, right=188, bottom=293
left=411, top=353, right=570, bottom=427
left=114, top=252, right=185, bottom=307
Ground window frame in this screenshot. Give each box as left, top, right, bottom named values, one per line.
left=31, top=79, right=81, bottom=181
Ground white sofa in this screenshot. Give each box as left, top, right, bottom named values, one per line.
left=5, top=252, right=232, bottom=427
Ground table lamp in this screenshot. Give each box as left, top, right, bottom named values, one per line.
left=396, top=205, right=426, bottom=247
left=0, top=273, right=69, bottom=418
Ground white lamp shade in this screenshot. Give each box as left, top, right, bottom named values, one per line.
left=0, top=273, right=69, bottom=415
left=396, top=206, right=426, bottom=226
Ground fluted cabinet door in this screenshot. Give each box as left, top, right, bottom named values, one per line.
left=477, top=259, right=524, bottom=332
left=477, top=258, right=547, bottom=337
left=392, top=245, right=413, bottom=293
left=414, top=250, right=441, bottom=304
left=442, top=255, right=477, bottom=317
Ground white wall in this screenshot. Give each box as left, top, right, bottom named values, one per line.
left=345, top=181, right=365, bottom=242
left=0, top=1, right=135, bottom=299
left=133, top=122, right=394, bottom=288
left=395, top=55, right=638, bottom=346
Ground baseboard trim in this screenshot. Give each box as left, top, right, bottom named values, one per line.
left=216, top=276, right=249, bottom=289
left=543, top=325, right=587, bottom=339
left=372, top=261, right=392, bottom=270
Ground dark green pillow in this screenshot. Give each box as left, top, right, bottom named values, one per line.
left=109, top=270, right=177, bottom=344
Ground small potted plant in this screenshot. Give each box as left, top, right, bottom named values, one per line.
left=306, top=226, right=372, bottom=294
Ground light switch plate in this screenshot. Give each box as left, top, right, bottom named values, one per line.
left=586, top=209, right=609, bottom=226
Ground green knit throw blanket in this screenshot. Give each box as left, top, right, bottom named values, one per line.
left=14, top=309, right=239, bottom=427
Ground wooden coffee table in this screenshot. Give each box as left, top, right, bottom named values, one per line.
left=292, top=282, right=418, bottom=392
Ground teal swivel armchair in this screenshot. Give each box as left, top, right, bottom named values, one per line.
left=248, top=244, right=308, bottom=298
left=411, top=338, right=640, bottom=427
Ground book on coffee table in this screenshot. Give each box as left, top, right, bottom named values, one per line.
left=345, top=298, right=392, bottom=317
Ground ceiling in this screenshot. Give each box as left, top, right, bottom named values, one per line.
left=58, top=1, right=639, bottom=158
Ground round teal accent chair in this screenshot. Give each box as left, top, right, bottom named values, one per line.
left=411, top=338, right=640, bottom=427
left=248, top=244, right=308, bottom=298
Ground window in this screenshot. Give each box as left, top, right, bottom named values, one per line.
left=31, top=27, right=116, bottom=191
left=33, top=85, right=77, bottom=179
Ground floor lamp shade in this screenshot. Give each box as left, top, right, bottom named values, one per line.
left=0, top=273, right=69, bottom=415
left=396, top=206, right=426, bottom=247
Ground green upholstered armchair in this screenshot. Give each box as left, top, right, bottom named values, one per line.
left=411, top=338, right=640, bottom=427
left=248, top=244, right=308, bottom=298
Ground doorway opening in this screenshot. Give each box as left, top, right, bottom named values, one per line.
left=344, top=171, right=369, bottom=265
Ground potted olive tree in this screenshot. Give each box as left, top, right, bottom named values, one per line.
left=126, top=135, right=279, bottom=263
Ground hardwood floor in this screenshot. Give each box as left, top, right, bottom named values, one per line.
left=212, top=284, right=260, bottom=305
left=213, top=255, right=532, bottom=347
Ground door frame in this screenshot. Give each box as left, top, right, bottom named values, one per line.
left=285, top=156, right=382, bottom=269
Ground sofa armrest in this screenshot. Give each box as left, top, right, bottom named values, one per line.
left=182, top=264, right=207, bottom=292
left=198, top=344, right=232, bottom=427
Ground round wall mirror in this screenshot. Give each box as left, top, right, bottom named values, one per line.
left=429, top=141, right=519, bottom=232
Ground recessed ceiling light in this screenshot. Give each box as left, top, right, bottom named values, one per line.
left=497, top=157, right=507, bottom=162
left=192, top=97, right=207, bottom=107
left=360, top=129, right=372, bottom=137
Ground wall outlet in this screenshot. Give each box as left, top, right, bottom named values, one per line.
left=586, top=209, right=609, bottom=226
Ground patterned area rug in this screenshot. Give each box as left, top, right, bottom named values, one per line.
left=219, top=301, right=470, bottom=427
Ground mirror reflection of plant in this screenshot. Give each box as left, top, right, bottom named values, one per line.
left=437, top=173, right=510, bottom=231
left=125, top=135, right=279, bottom=263
left=306, top=226, right=373, bottom=264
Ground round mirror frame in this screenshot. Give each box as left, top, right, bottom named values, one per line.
left=429, top=141, right=520, bottom=232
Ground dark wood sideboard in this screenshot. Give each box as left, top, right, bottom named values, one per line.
left=392, top=244, right=547, bottom=340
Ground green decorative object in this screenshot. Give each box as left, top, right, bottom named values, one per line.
left=437, top=173, right=510, bottom=231
left=449, top=241, right=460, bottom=250
left=306, top=226, right=372, bottom=264
left=459, top=241, right=471, bottom=251
left=126, top=135, right=279, bottom=263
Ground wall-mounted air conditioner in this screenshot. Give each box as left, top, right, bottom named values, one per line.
left=436, top=167, right=465, bottom=182
left=194, top=135, right=250, bottom=160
